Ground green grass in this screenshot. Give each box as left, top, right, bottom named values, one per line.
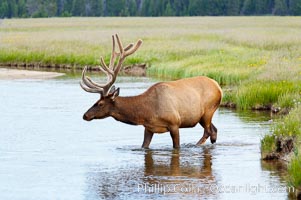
left=1, top=17, right=300, bottom=98
left=0, top=17, right=300, bottom=110
left=288, top=149, right=301, bottom=189
left=233, top=81, right=301, bottom=110
left=261, top=105, right=301, bottom=191
left=147, top=47, right=259, bottom=85
left=261, top=134, right=277, bottom=154
left=0, top=17, right=271, bottom=85
left=273, top=105, right=301, bottom=137
left=261, top=105, right=301, bottom=152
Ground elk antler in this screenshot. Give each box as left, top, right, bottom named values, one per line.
left=80, top=34, right=143, bottom=97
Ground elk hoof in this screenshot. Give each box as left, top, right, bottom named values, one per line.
left=210, top=138, right=216, bottom=144
left=210, top=133, right=217, bottom=144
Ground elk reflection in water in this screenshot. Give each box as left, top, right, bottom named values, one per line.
left=144, top=148, right=213, bottom=179
left=88, top=146, right=218, bottom=199
left=142, top=147, right=216, bottom=197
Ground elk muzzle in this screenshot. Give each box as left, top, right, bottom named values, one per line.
left=83, top=113, right=93, bottom=121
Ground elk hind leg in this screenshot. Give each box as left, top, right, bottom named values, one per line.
left=196, top=121, right=211, bottom=145
left=197, top=113, right=217, bottom=145
left=210, top=123, right=218, bottom=144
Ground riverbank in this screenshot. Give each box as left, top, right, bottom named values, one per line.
left=0, top=62, right=147, bottom=76
left=0, top=68, right=64, bottom=79
left=0, top=17, right=300, bottom=198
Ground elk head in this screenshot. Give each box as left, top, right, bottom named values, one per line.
left=80, top=34, right=142, bottom=121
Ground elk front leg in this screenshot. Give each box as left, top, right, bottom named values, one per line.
left=142, top=129, right=154, bottom=148
left=169, top=126, right=180, bottom=148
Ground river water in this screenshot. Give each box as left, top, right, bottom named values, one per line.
left=0, top=74, right=291, bottom=199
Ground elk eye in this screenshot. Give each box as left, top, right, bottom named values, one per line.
left=98, top=101, right=104, bottom=107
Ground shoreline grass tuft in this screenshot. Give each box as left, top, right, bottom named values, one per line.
left=288, top=149, right=301, bottom=190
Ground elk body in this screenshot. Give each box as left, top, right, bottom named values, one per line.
left=80, top=34, right=222, bottom=148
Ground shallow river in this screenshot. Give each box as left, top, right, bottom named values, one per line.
left=0, top=75, right=291, bottom=199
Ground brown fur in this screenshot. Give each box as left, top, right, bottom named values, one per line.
left=83, top=76, right=222, bottom=148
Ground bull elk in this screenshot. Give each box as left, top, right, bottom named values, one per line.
left=80, top=34, right=222, bottom=148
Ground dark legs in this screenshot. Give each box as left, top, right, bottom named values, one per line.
left=142, top=127, right=180, bottom=149
left=142, top=129, right=154, bottom=148
left=142, top=121, right=216, bottom=148
left=210, top=123, right=217, bottom=144
left=197, top=114, right=218, bottom=145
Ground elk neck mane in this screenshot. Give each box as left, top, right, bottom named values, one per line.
left=110, top=93, right=150, bottom=126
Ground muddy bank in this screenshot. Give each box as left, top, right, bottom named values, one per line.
left=262, top=136, right=295, bottom=161
left=0, top=68, right=64, bottom=79
left=0, top=62, right=147, bottom=76
left=221, top=101, right=290, bottom=115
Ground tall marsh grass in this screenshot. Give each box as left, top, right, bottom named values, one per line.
left=288, top=150, right=301, bottom=190
left=235, top=81, right=301, bottom=109
left=274, top=106, right=301, bottom=135
left=261, top=105, right=301, bottom=151
left=261, top=105, right=301, bottom=192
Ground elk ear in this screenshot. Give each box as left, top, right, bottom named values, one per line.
left=110, top=87, right=120, bottom=101
left=109, top=85, right=116, bottom=94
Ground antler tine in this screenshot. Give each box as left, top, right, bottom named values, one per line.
left=124, top=43, right=134, bottom=51
left=80, top=66, right=114, bottom=96
left=81, top=67, right=99, bottom=89
left=112, top=35, right=143, bottom=75
left=100, top=56, right=108, bottom=69
left=81, top=66, right=97, bottom=89
left=80, top=66, right=105, bottom=95
left=80, top=34, right=143, bottom=96
left=85, top=73, right=112, bottom=88
left=99, top=56, right=115, bottom=94
left=109, top=35, right=118, bottom=70
left=124, top=39, right=143, bottom=57
left=100, top=57, right=114, bottom=75
left=80, top=81, right=104, bottom=94
left=115, top=34, right=124, bottom=55
left=84, top=71, right=113, bottom=95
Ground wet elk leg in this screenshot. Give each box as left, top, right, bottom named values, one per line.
left=169, top=126, right=180, bottom=148
left=142, top=129, right=154, bottom=148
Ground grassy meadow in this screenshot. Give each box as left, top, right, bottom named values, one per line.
left=0, top=17, right=301, bottom=108
left=0, top=17, right=301, bottom=192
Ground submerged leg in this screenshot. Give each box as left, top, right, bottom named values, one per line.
left=142, top=129, right=154, bottom=148
left=169, top=126, right=180, bottom=148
